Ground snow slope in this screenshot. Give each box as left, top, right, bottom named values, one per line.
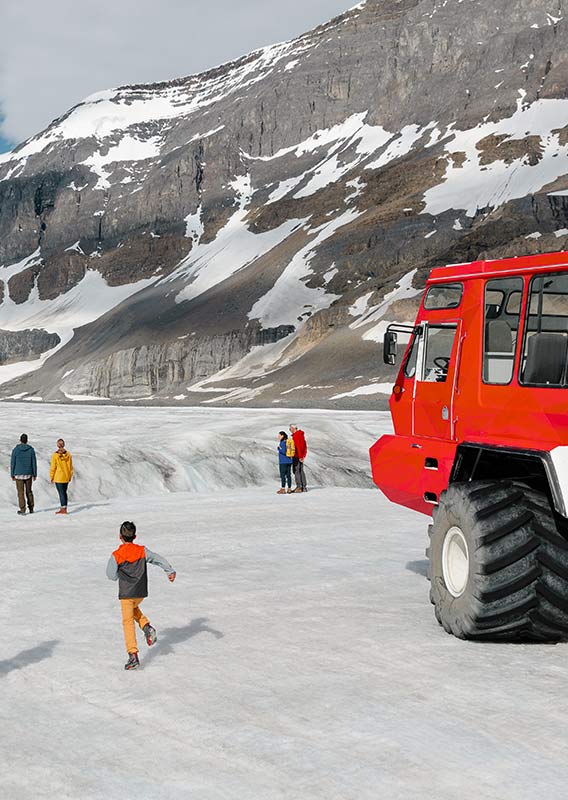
left=0, top=35, right=323, bottom=179
left=2, top=405, right=568, bottom=799
left=423, top=97, right=568, bottom=216
left=0, top=268, right=155, bottom=386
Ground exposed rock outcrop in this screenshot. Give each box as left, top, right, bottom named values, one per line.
left=0, top=329, right=60, bottom=364
left=60, top=325, right=293, bottom=398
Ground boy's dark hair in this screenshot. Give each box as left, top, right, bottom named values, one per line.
left=279, top=430, right=288, bottom=438
left=120, top=521, right=137, bottom=541
left=20, top=433, right=28, bottom=444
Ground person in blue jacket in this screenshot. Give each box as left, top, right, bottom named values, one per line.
left=11, top=433, right=38, bottom=515
left=277, top=431, right=294, bottom=495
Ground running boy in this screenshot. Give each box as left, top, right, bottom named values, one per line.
left=106, top=521, right=176, bottom=670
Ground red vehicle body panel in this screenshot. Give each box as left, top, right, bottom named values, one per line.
left=370, top=251, right=568, bottom=517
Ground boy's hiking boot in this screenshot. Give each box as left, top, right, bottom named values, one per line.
left=277, top=488, right=286, bottom=494
left=124, top=652, right=140, bottom=670
left=287, top=488, right=293, bottom=494
left=143, top=624, right=157, bottom=646
left=17, top=510, right=25, bottom=515
left=55, top=508, right=67, bottom=515
left=294, top=487, right=303, bottom=493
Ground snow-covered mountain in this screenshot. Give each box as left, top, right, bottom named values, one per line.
left=1, top=0, right=568, bottom=406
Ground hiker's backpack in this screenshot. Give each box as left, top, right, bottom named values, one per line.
left=286, top=438, right=296, bottom=458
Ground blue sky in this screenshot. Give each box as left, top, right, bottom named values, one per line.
left=0, top=134, right=13, bottom=154
left=0, top=0, right=359, bottom=152
left=0, top=112, right=13, bottom=152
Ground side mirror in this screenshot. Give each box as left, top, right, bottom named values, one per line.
left=384, top=330, right=398, bottom=365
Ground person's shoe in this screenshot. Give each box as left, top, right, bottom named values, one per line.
left=17, top=510, right=26, bottom=515
left=294, top=487, right=303, bottom=493
left=28, top=509, right=34, bottom=514
left=124, top=652, right=140, bottom=670
left=143, top=623, right=157, bottom=646
left=55, top=508, right=67, bottom=515
left=287, top=488, right=293, bottom=494
left=277, top=489, right=286, bottom=494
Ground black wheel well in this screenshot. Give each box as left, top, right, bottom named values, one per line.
left=450, top=444, right=567, bottom=533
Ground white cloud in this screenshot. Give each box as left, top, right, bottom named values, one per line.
left=0, top=0, right=356, bottom=147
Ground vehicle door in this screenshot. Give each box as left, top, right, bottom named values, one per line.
left=412, top=321, right=462, bottom=440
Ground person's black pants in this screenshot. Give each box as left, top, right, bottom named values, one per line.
left=55, top=482, right=69, bottom=508
left=279, top=464, right=292, bottom=488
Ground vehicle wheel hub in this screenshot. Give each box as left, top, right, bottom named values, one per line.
left=442, top=526, right=469, bottom=597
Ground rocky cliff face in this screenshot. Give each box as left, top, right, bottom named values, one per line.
left=1, top=0, right=568, bottom=407
left=0, top=329, right=60, bottom=364
left=59, top=325, right=294, bottom=399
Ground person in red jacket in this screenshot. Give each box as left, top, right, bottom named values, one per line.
left=290, top=424, right=308, bottom=493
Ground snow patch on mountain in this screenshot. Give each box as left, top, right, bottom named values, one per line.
left=249, top=208, right=361, bottom=327
left=293, top=153, right=349, bottom=199
left=365, top=124, right=430, bottom=170
left=0, top=267, right=156, bottom=386
left=186, top=125, right=225, bottom=144
left=63, top=391, right=110, bottom=402
left=349, top=292, right=374, bottom=317
left=331, top=382, right=393, bottom=399
left=350, top=270, right=421, bottom=343
left=262, top=114, right=441, bottom=206
left=323, top=265, right=338, bottom=283
left=81, top=135, right=162, bottom=190
left=255, top=95, right=568, bottom=223
left=0, top=248, right=42, bottom=281
left=423, top=98, right=568, bottom=215
left=64, top=241, right=85, bottom=254
left=202, top=382, right=275, bottom=404
left=254, top=112, right=369, bottom=163
left=184, top=206, right=204, bottom=243
left=262, top=113, right=393, bottom=203
left=172, top=174, right=308, bottom=305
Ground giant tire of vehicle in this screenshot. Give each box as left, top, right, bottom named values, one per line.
left=427, top=480, right=568, bottom=641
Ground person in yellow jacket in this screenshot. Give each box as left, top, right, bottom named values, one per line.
left=50, top=438, right=74, bottom=515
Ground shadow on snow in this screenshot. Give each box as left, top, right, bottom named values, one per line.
left=143, top=617, right=223, bottom=666
left=406, top=559, right=429, bottom=578
left=0, top=639, right=59, bottom=677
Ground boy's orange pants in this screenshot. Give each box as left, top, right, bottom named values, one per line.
left=120, top=598, right=150, bottom=653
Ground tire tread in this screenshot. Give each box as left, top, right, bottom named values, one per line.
left=428, top=480, right=568, bottom=642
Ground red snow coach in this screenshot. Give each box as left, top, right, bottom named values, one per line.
left=370, top=251, right=568, bottom=641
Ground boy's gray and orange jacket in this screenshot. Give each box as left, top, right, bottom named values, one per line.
left=106, top=542, right=174, bottom=599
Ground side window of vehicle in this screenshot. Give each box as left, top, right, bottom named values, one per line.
left=419, top=325, right=457, bottom=383
left=403, top=332, right=420, bottom=378
left=520, top=272, right=568, bottom=387
left=483, top=277, right=523, bottom=384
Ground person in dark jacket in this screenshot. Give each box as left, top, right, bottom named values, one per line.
left=277, top=431, right=294, bottom=495
left=10, top=433, right=37, bottom=515
left=106, top=520, right=176, bottom=670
